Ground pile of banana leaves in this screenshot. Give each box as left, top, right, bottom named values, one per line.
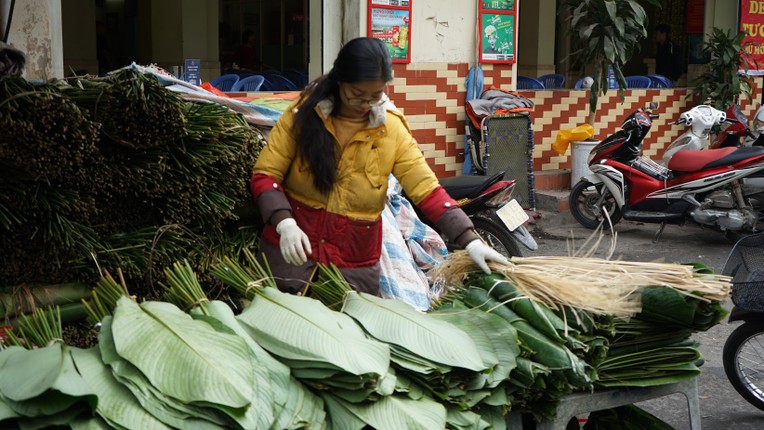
left=0, top=257, right=728, bottom=429
left=0, top=70, right=264, bottom=298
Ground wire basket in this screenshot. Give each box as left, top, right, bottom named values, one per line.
left=731, top=281, right=764, bottom=312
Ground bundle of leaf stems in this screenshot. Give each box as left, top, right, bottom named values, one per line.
left=3, top=306, right=62, bottom=349
left=161, top=260, right=210, bottom=314
left=308, top=264, right=353, bottom=310
left=81, top=269, right=130, bottom=326
left=434, top=252, right=731, bottom=317
left=210, top=250, right=277, bottom=299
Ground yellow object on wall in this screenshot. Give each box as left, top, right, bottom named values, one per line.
left=552, top=124, right=595, bottom=156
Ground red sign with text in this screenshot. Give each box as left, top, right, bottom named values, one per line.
left=686, top=0, right=704, bottom=34
left=741, top=0, right=764, bottom=73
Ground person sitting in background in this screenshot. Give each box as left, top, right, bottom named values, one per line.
left=250, top=37, right=508, bottom=295
left=234, top=30, right=261, bottom=71
left=654, top=23, right=682, bottom=83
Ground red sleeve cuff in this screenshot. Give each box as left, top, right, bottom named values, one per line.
left=417, top=186, right=459, bottom=223
left=250, top=173, right=284, bottom=199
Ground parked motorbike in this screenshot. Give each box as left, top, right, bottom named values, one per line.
left=722, top=232, right=764, bottom=411
left=420, top=171, right=537, bottom=258
left=569, top=104, right=764, bottom=235
left=660, top=104, right=727, bottom=165
left=710, top=105, right=755, bottom=149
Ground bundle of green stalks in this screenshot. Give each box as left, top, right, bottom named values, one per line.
left=0, top=70, right=265, bottom=298
left=63, top=69, right=187, bottom=150
left=434, top=252, right=731, bottom=317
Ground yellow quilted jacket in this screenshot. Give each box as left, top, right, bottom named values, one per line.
left=253, top=99, right=441, bottom=220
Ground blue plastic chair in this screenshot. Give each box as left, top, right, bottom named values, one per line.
left=260, top=74, right=298, bottom=91
left=283, top=69, right=309, bottom=89
left=647, top=74, right=673, bottom=88
left=624, top=76, right=652, bottom=89
left=537, top=73, right=565, bottom=89
left=210, top=74, right=240, bottom=92
left=231, top=74, right=265, bottom=91
left=516, top=76, right=545, bottom=90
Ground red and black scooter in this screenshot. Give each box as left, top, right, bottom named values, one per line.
left=569, top=105, right=764, bottom=236
left=710, top=104, right=764, bottom=149
left=416, top=171, right=537, bottom=257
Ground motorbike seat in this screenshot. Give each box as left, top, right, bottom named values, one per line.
left=438, top=171, right=506, bottom=200
left=668, top=147, right=737, bottom=172
left=703, top=146, right=764, bottom=169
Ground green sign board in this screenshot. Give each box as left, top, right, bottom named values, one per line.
left=481, top=14, right=515, bottom=62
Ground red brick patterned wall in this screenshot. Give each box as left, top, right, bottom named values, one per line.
left=388, top=63, right=763, bottom=178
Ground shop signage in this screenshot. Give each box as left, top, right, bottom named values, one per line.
left=740, top=0, right=764, bottom=75
left=184, top=59, right=201, bottom=86
left=479, top=1, right=517, bottom=63
left=686, top=0, right=704, bottom=34
left=368, top=0, right=411, bottom=63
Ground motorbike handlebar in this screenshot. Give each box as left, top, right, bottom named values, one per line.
left=673, top=118, right=687, bottom=125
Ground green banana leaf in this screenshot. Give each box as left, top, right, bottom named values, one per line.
left=14, top=404, right=90, bottom=430
left=0, top=397, right=19, bottom=421
left=462, top=286, right=587, bottom=378
left=236, top=287, right=390, bottom=377
left=638, top=287, right=728, bottom=331
left=322, top=393, right=447, bottom=430
left=69, top=346, right=170, bottom=430
left=389, top=345, right=453, bottom=374
left=342, top=292, right=488, bottom=372
left=192, top=299, right=315, bottom=429
left=431, top=302, right=520, bottom=388
left=471, top=274, right=569, bottom=344
left=99, top=316, right=225, bottom=429
left=595, top=369, right=700, bottom=388
left=111, top=297, right=254, bottom=410
left=446, top=405, right=492, bottom=430
left=598, top=346, right=701, bottom=371
left=191, top=301, right=277, bottom=430
left=0, top=343, right=96, bottom=417
left=471, top=405, right=508, bottom=430
left=69, top=415, right=113, bottom=430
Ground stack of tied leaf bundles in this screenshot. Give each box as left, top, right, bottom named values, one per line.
left=0, top=251, right=731, bottom=429
left=0, top=70, right=264, bottom=305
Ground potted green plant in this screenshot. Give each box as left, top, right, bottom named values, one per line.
left=560, top=0, right=659, bottom=125
left=689, top=28, right=758, bottom=110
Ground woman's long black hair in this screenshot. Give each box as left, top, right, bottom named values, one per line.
left=292, top=37, right=393, bottom=194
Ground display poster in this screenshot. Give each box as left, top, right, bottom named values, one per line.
left=369, top=7, right=411, bottom=62
left=480, top=13, right=515, bottom=63
left=481, top=0, right=515, bottom=12
left=740, top=0, right=764, bottom=75
left=184, top=59, right=201, bottom=86
left=371, top=0, right=409, bottom=5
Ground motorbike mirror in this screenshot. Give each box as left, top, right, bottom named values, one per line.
left=648, top=102, right=659, bottom=110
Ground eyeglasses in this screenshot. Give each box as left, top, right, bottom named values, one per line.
left=341, top=84, right=386, bottom=107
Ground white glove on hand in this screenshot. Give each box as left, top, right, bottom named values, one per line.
left=276, top=218, right=312, bottom=266
left=465, top=240, right=509, bottom=274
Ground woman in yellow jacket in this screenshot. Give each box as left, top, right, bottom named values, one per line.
left=251, top=37, right=506, bottom=295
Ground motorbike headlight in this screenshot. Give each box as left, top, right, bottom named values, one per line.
left=755, top=118, right=764, bottom=133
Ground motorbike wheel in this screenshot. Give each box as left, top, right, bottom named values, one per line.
left=723, top=322, right=764, bottom=411
left=472, top=216, right=522, bottom=258
left=569, top=180, right=622, bottom=229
